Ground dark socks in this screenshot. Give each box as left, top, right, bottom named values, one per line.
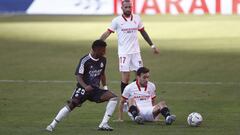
left=128, top=105, right=139, bottom=118
left=160, top=107, right=171, bottom=119
left=121, top=81, right=128, bottom=94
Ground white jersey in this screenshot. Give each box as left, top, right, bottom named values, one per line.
left=122, top=80, right=156, bottom=108
left=108, top=14, right=144, bottom=55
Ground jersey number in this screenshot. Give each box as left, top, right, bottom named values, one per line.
left=76, top=88, right=85, bottom=95
left=120, top=57, right=126, bottom=64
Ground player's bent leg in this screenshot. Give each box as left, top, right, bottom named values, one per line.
left=46, top=99, right=82, bottom=132
left=128, top=98, right=137, bottom=106
left=68, top=98, right=81, bottom=110
left=98, top=91, right=118, bottom=131
left=156, top=101, right=176, bottom=125
left=152, top=101, right=176, bottom=125
left=46, top=88, right=87, bottom=132
left=46, top=105, right=71, bottom=132
left=128, top=105, right=144, bottom=124
left=99, top=90, right=117, bottom=102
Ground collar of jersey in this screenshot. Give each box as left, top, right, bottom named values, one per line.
left=136, top=79, right=147, bottom=91
left=89, top=53, right=99, bottom=61
left=122, top=14, right=133, bottom=21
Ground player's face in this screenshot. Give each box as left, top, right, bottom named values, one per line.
left=95, top=47, right=106, bottom=58
left=121, top=2, right=132, bottom=17
left=138, top=72, right=150, bottom=87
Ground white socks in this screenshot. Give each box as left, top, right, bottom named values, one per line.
left=99, top=97, right=118, bottom=127
left=48, top=98, right=117, bottom=129
left=49, top=106, right=71, bottom=128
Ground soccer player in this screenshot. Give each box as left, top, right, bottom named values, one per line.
left=46, top=40, right=118, bottom=132
left=99, top=0, right=159, bottom=120
left=119, top=67, right=176, bottom=124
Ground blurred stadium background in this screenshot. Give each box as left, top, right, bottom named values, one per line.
left=0, top=0, right=240, bottom=135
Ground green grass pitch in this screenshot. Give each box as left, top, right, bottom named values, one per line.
left=0, top=15, right=240, bottom=135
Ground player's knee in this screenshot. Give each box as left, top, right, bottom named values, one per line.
left=122, top=72, right=131, bottom=83
left=159, top=101, right=167, bottom=108
left=128, top=98, right=136, bottom=105
left=68, top=99, right=80, bottom=110
left=160, top=101, right=166, bottom=105
left=154, top=104, right=161, bottom=110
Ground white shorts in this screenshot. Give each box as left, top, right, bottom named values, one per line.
left=139, top=106, right=155, bottom=121
left=128, top=106, right=155, bottom=122
left=118, top=53, right=143, bottom=72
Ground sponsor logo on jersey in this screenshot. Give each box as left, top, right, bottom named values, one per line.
left=89, top=69, right=103, bottom=77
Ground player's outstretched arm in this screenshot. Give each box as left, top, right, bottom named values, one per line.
left=140, top=29, right=159, bottom=54
left=100, top=30, right=112, bottom=41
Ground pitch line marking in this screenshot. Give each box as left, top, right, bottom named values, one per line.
left=0, top=79, right=239, bottom=85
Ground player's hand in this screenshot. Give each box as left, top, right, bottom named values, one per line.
left=103, top=85, right=108, bottom=90
left=152, top=47, right=159, bottom=54
left=85, top=85, right=94, bottom=92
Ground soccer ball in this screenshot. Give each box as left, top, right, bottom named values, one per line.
left=187, top=112, right=203, bottom=127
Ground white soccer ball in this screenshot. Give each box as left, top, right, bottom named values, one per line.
left=187, top=112, right=203, bottom=127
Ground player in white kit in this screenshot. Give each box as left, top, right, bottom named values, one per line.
left=100, top=0, right=159, bottom=121
left=120, top=67, right=176, bottom=124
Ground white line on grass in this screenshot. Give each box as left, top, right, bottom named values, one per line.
left=0, top=79, right=239, bottom=85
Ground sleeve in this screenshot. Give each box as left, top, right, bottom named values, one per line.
left=122, top=85, right=130, bottom=99
left=137, top=15, right=144, bottom=31
left=108, top=18, right=118, bottom=33
left=75, top=59, right=85, bottom=75
left=101, top=58, right=106, bottom=75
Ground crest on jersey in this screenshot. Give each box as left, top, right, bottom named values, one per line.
left=100, top=62, right=104, bottom=68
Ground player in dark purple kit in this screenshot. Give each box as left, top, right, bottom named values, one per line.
left=46, top=40, right=118, bottom=132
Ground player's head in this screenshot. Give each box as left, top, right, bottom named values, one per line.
left=121, top=0, right=132, bottom=17
left=136, top=67, right=150, bottom=87
left=91, top=40, right=107, bottom=58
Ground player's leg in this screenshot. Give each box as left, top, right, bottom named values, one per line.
left=128, top=98, right=144, bottom=124
left=119, top=54, right=131, bottom=113
left=46, top=105, right=71, bottom=132
left=153, top=101, right=176, bottom=125
left=46, top=87, right=87, bottom=132
left=92, top=89, right=118, bottom=131
left=119, top=54, right=131, bottom=93
left=121, top=72, right=130, bottom=93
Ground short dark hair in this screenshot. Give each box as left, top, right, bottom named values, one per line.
left=122, top=0, right=131, bottom=4
left=136, top=67, right=150, bottom=76
left=92, top=40, right=107, bottom=50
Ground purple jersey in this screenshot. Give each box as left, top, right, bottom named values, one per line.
left=75, top=53, right=106, bottom=88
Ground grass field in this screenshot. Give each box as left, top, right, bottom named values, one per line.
left=0, top=15, right=240, bottom=135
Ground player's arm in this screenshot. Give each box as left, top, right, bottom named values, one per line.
left=100, top=59, right=108, bottom=90
left=118, top=97, right=127, bottom=121
left=100, top=30, right=112, bottom=41
left=139, top=29, right=159, bottom=54
left=100, top=73, right=108, bottom=90
left=76, top=74, right=93, bottom=91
